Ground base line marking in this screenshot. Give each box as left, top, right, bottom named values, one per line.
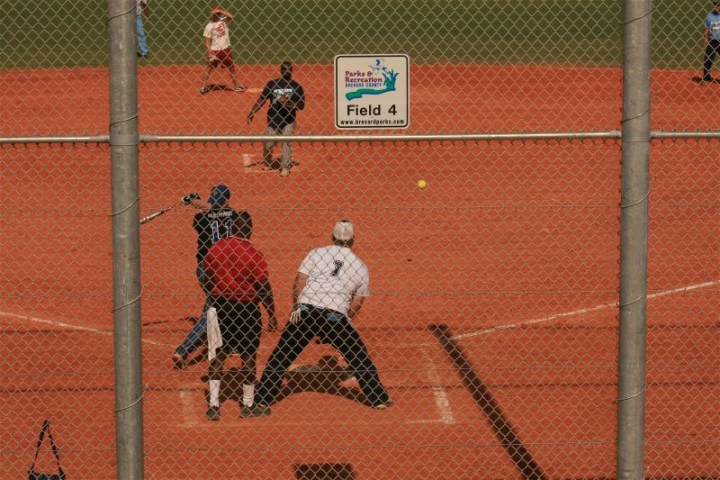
left=180, top=390, right=199, bottom=427
left=0, top=311, right=167, bottom=346
left=422, top=348, right=455, bottom=424
left=452, top=280, right=718, bottom=341
left=408, top=351, right=456, bottom=425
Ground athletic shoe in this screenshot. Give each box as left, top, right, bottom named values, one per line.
left=340, top=370, right=356, bottom=382
left=171, top=353, right=186, bottom=370
left=337, top=375, right=360, bottom=390
left=206, top=406, right=220, bottom=421
left=199, top=86, right=210, bottom=94
left=279, top=168, right=291, bottom=177
left=235, top=85, right=247, bottom=92
left=240, top=403, right=271, bottom=418
left=372, top=399, right=395, bottom=410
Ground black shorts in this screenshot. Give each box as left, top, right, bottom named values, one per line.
left=213, top=297, right=262, bottom=356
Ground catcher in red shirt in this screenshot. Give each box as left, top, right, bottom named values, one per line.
left=202, top=210, right=278, bottom=421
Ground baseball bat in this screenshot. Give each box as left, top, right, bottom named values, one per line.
left=140, top=203, right=181, bottom=225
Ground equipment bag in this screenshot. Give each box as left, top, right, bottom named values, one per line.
left=28, top=420, right=66, bottom=480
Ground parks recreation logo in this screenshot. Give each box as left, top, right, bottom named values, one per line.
left=334, top=54, right=409, bottom=129
left=344, top=58, right=400, bottom=100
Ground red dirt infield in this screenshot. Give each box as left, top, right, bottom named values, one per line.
left=1, top=64, right=718, bottom=478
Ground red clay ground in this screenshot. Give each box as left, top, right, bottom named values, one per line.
left=0, top=64, right=718, bottom=479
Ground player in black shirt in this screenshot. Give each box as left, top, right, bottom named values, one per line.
left=247, top=61, right=306, bottom=177
left=172, top=184, right=241, bottom=368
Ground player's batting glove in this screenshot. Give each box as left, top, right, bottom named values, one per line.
left=289, top=305, right=308, bottom=325
left=181, top=192, right=201, bottom=205
left=289, top=308, right=302, bottom=325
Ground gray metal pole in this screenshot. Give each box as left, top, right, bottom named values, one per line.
left=108, top=0, right=144, bottom=478
left=617, top=0, right=652, bottom=479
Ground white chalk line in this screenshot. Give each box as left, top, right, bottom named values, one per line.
left=4, top=280, right=715, bottom=347
left=0, top=310, right=167, bottom=346
left=408, top=348, right=456, bottom=425
left=10, top=280, right=715, bottom=426
left=0, top=310, right=432, bottom=349
left=451, top=280, right=719, bottom=341
left=180, top=390, right=200, bottom=427
left=179, top=354, right=457, bottom=427
left=2, top=310, right=455, bottom=426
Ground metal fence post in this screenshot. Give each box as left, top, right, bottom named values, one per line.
left=108, top=0, right=144, bottom=478
left=617, top=0, right=653, bottom=478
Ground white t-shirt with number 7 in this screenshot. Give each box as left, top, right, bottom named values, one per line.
left=296, top=245, right=370, bottom=316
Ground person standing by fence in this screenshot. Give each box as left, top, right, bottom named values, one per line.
left=701, top=1, right=720, bottom=84
left=136, top=0, right=150, bottom=59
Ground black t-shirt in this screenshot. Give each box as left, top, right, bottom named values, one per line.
left=193, top=207, right=241, bottom=264
left=260, top=77, right=305, bottom=129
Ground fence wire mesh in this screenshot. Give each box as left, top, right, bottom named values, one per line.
left=1, top=0, right=718, bottom=479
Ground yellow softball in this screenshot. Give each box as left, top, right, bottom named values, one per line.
left=417, top=179, right=427, bottom=189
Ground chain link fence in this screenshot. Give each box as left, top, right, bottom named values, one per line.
left=1, top=0, right=718, bottom=479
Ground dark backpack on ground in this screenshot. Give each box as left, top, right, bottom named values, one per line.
left=28, top=420, right=66, bottom=480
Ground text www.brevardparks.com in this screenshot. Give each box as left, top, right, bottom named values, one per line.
left=339, top=118, right=407, bottom=126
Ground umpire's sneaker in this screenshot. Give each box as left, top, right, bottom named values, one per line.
left=279, top=168, right=291, bottom=177
left=206, top=405, right=220, bottom=421
left=372, top=399, right=395, bottom=411
left=171, top=353, right=186, bottom=370
left=240, top=403, right=271, bottom=418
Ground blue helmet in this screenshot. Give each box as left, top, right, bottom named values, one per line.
left=208, top=184, right=231, bottom=206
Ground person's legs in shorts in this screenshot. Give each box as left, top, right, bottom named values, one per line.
left=220, top=52, right=246, bottom=91
left=279, top=123, right=295, bottom=173
left=206, top=297, right=245, bottom=418
left=234, top=302, right=262, bottom=410
left=263, top=126, right=278, bottom=168
left=206, top=347, right=229, bottom=419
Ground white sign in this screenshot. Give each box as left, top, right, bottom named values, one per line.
left=334, top=54, right=409, bottom=129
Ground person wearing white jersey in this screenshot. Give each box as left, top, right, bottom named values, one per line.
left=243, top=220, right=392, bottom=417
left=199, top=6, right=247, bottom=94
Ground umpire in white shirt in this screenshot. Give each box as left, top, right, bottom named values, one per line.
left=245, top=220, right=392, bottom=417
